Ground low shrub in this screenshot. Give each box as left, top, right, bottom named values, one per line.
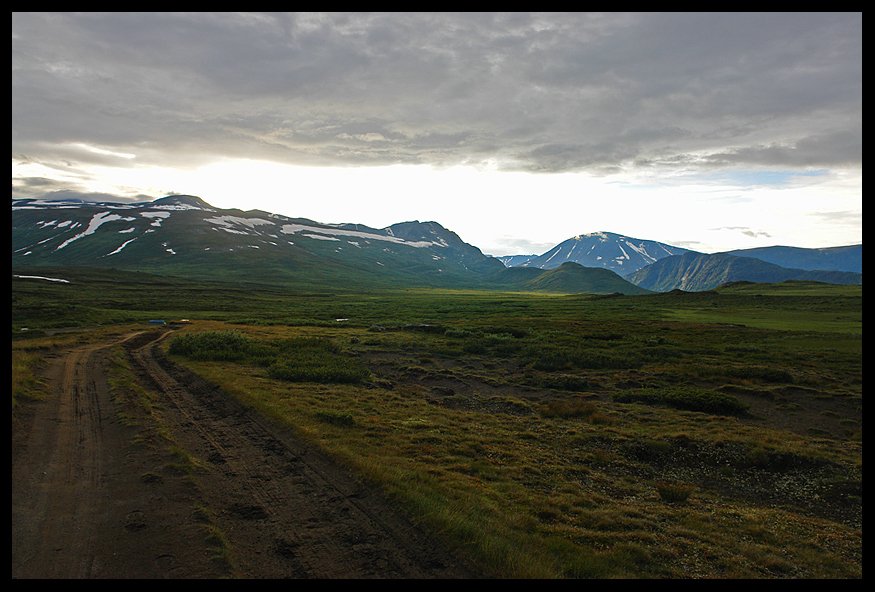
left=313, top=409, right=355, bottom=427
left=273, top=336, right=341, bottom=354
left=522, top=343, right=642, bottom=372
left=722, top=366, right=794, bottom=384
left=168, top=330, right=253, bottom=361
left=656, top=482, right=695, bottom=503
left=525, top=373, right=593, bottom=392
left=267, top=356, right=369, bottom=384
left=613, top=387, right=750, bottom=416
left=538, top=398, right=597, bottom=419
left=171, top=331, right=368, bottom=384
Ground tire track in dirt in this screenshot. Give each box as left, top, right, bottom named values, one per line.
left=14, top=330, right=481, bottom=578
left=13, top=332, right=232, bottom=579
left=122, top=330, right=482, bottom=578
left=12, top=342, right=106, bottom=577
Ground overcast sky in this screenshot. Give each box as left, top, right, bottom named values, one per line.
left=12, top=12, right=862, bottom=256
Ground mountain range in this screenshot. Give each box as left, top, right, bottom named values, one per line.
left=12, top=194, right=862, bottom=293
left=497, top=232, right=693, bottom=276
left=625, top=251, right=862, bottom=292
left=502, top=232, right=861, bottom=292
left=12, top=195, right=509, bottom=290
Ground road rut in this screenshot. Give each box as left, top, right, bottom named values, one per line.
left=12, top=330, right=481, bottom=579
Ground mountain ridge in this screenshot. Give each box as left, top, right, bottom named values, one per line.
left=15, top=195, right=597, bottom=292
left=499, top=231, right=861, bottom=291
left=504, top=231, right=694, bottom=276
left=626, top=251, right=862, bottom=292
left=723, top=244, right=861, bottom=273
left=12, top=194, right=861, bottom=293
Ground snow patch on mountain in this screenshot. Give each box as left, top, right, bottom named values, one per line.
left=622, top=240, right=656, bottom=263
left=13, top=199, right=89, bottom=210
left=106, top=238, right=138, bottom=256
left=509, top=231, right=695, bottom=275
left=279, top=223, right=433, bottom=248
left=13, top=274, right=70, bottom=283
left=56, top=212, right=130, bottom=251
left=151, top=202, right=212, bottom=211
left=141, top=211, right=171, bottom=227
left=207, top=215, right=274, bottom=229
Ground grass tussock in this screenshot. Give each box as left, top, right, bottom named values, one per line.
left=655, top=482, right=696, bottom=503
left=168, top=330, right=370, bottom=384
left=11, top=350, right=47, bottom=411
left=613, top=386, right=751, bottom=416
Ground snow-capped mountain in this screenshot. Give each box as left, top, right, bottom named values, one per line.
left=11, top=195, right=504, bottom=288
left=496, top=254, right=538, bottom=268
left=16, top=195, right=858, bottom=293
left=509, top=231, right=694, bottom=276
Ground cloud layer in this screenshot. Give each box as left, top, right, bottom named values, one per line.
left=13, top=12, right=862, bottom=180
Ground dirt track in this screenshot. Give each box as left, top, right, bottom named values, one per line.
left=12, top=330, right=482, bottom=579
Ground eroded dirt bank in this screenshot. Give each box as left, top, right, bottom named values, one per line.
left=12, top=330, right=482, bottom=579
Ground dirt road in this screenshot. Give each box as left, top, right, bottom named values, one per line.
left=12, top=330, right=482, bottom=578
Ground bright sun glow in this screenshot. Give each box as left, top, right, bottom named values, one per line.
left=12, top=156, right=861, bottom=257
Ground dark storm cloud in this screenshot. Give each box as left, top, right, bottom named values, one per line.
left=12, top=12, right=862, bottom=175
left=702, top=129, right=863, bottom=168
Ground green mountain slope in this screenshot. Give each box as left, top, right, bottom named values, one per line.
left=489, top=262, right=651, bottom=295
left=12, top=195, right=506, bottom=291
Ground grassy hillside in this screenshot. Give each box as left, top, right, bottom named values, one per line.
left=488, top=262, right=650, bottom=295
left=12, top=269, right=862, bottom=578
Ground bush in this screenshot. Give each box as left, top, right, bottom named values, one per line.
left=168, top=330, right=253, bottom=361
left=656, top=482, right=695, bottom=503
left=273, top=336, right=341, bottom=354
left=526, top=373, right=593, bottom=392
left=313, top=409, right=355, bottom=427
left=267, top=357, right=369, bottom=384
left=723, top=366, right=794, bottom=384
left=613, top=387, right=750, bottom=416
left=267, top=338, right=369, bottom=384
left=170, top=331, right=368, bottom=384
left=522, top=343, right=641, bottom=372
left=539, top=398, right=597, bottom=419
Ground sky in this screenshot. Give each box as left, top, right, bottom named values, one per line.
left=11, top=12, right=862, bottom=257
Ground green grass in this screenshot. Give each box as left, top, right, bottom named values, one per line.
left=11, top=268, right=862, bottom=578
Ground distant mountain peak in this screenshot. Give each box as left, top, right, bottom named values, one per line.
left=511, top=231, right=693, bottom=276
left=150, top=195, right=215, bottom=210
